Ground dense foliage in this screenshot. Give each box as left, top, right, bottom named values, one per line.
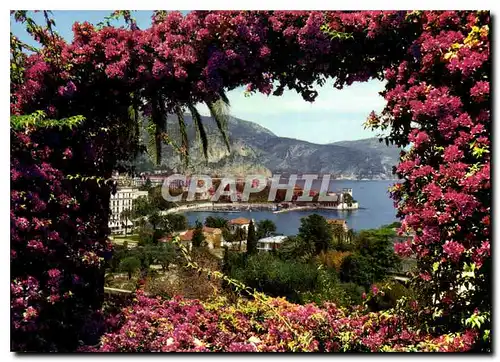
left=204, top=216, right=229, bottom=229
left=226, top=223, right=402, bottom=307
left=83, top=290, right=478, bottom=352
left=11, top=113, right=112, bottom=351
left=298, top=214, right=334, bottom=254
left=227, top=252, right=319, bottom=303
left=246, top=220, right=257, bottom=255
left=340, top=226, right=401, bottom=288
left=11, top=10, right=491, bottom=351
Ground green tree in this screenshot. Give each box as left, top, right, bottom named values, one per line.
left=137, top=225, right=154, bottom=246
left=205, top=216, right=228, bottom=229
left=246, top=220, right=257, bottom=255
left=277, top=236, right=315, bottom=263
left=149, top=186, right=174, bottom=211
left=120, top=208, right=133, bottom=235
left=222, top=228, right=234, bottom=243
left=347, top=229, right=355, bottom=243
left=234, top=227, right=247, bottom=251
left=229, top=253, right=319, bottom=303
left=330, top=225, right=352, bottom=251
left=135, top=216, right=147, bottom=230
left=148, top=211, right=162, bottom=230
left=256, top=219, right=277, bottom=239
left=192, top=220, right=205, bottom=248
left=132, top=196, right=154, bottom=219
left=155, top=243, right=177, bottom=271
left=131, top=245, right=156, bottom=272
left=119, top=256, right=141, bottom=280
left=108, top=245, right=128, bottom=272
left=162, top=213, right=188, bottom=233
left=339, top=254, right=376, bottom=289
left=298, top=214, right=333, bottom=255
left=139, top=177, right=152, bottom=191
left=339, top=226, right=401, bottom=288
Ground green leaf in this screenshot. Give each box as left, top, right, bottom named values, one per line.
left=188, top=103, right=209, bottom=162
left=206, top=97, right=231, bottom=153
left=175, top=105, right=189, bottom=167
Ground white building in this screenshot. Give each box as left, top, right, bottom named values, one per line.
left=109, top=187, right=148, bottom=234
left=256, top=236, right=288, bottom=252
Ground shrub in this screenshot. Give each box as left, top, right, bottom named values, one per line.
left=84, top=292, right=478, bottom=352
left=119, top=257, right=141, bottom=280
left=316, top=250, right=352, bottom=272
left=367, top=281, right=417, bottom=311
left=299, top=270, right=364, bottom=307
left=339, top=254, right=376, bottom=288
left=277, top=236, right=315, bottom=263
left=229, top=253, right=319, bottom=303
left=192, top=221, right=206, bottom=248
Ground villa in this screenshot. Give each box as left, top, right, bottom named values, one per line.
left=327, top=219, right=349, bottom=232
left=256, top=235, right=288, bottom=252
left=160, top=226, right=224, bottom=249
left=228, top=217, right=253, bottom=233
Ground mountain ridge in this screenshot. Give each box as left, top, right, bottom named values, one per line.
left=134, top=115, right=401, bottom=180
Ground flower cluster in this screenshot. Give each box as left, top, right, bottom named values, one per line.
left=82, top=292, right=477, bottom=352
left=11, top=10, right=490, bottom=351
left=10, top=116, right=114, bottom=352
left=380, top=10, right=491, bottom=332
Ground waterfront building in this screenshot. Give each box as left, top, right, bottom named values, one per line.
left=256, top=235, right=288, bottom=252
left=327, top=219, right=349, bottom=232
left=228, top=217, right=253, bottom=233
left=109, top=187, right=148, bottom=234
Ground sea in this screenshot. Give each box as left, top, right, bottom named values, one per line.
left=184, top=180, right=400, bottom=236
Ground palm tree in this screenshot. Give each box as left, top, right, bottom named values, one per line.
left=256, top=219, right=277, bottom=239
left=120, top=208, right=133, bottom=235
left=145, top=92, right=232, bottom=167
left=148, top=211, right=162, bottom=231
left=347, top=229, right=355, bottom=243
left=235, top=227, right=247, bottom=252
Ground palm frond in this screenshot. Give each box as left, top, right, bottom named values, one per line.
left=175, top=105, right=189, bottom=167
left=145, top=121, right=159, bottom=165
left=206, top=97, right=231, bottom=153
left=218, top=91, right=231, bottom=107
left=188, top=103, right=209, bottom=162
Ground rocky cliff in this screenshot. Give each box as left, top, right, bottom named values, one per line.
left=134, top=114, right=401, bottom=179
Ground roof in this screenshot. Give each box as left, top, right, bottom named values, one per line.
left=327, top=219, right=347, bottom=225
left=257, top=236, right=288, bottom=244
left=160, top=227, right=221, bottom=243
left=229, top=217, right=251, bottom=225
left=180, top=230, right=194, bottom=241
left=202, top=226, right=221, bottom=234
left=159, top=233, right=192, bottom=242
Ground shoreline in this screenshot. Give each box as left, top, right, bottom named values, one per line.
left=163, top=202, right=360, bottom=215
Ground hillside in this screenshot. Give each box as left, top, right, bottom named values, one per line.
left=134, top=115, right=401, bottom=179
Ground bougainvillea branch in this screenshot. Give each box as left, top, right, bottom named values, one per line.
left=11, top=10, right=491, bottom=351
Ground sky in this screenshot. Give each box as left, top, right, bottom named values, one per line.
left=10, top=10, right=388, bottom=144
